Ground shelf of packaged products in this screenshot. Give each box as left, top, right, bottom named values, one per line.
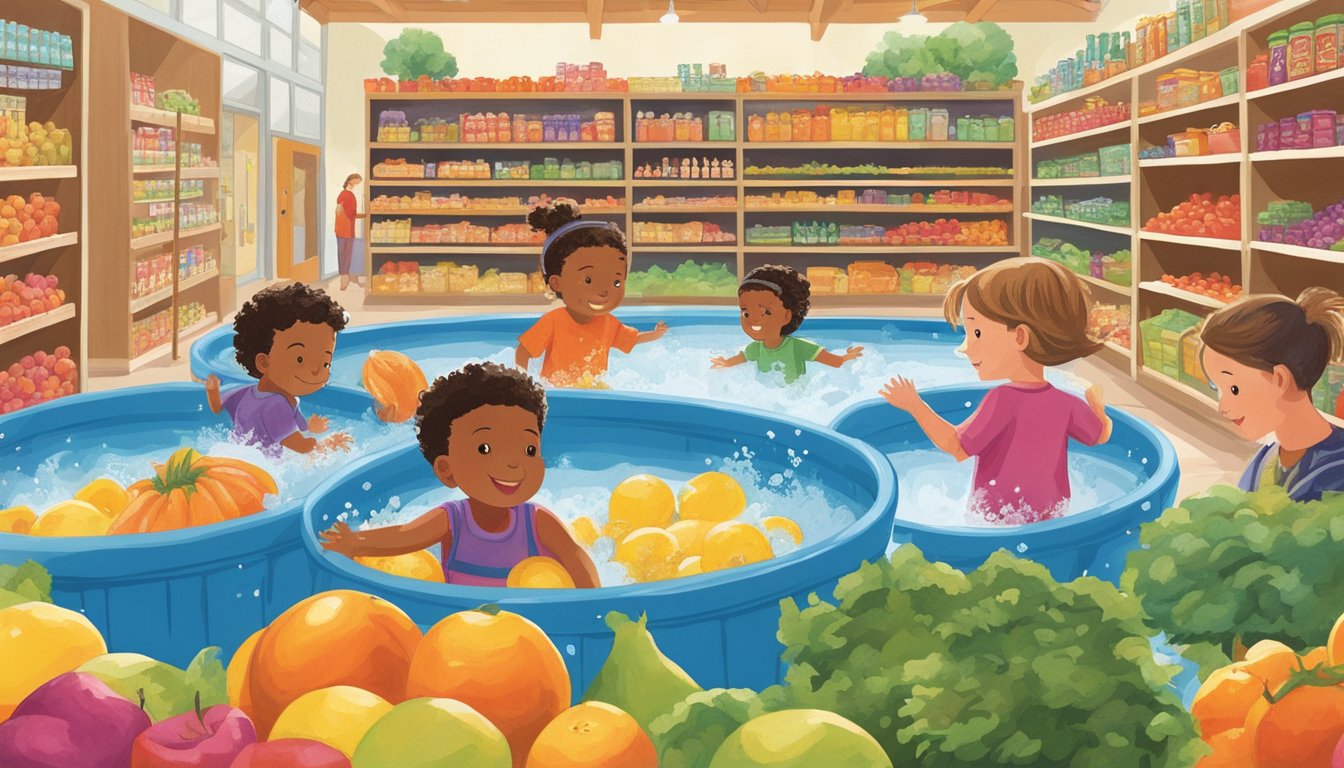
left=0, top=166, right=78, bottom=182
left=369, top=208, right=532, bottom=217
left=1136, top=93, right=1241, bottom=125
left=369, top=92, right=630, bottom=102
left=132, top=165, right=220, bottom=177
left=0, top=232, right=80, bottom=266
left=1139, top=280, right=1231, bottom=310
left=127, top=312, right=218, bottom=372
left=740, top=245, right=1019, bottom=254
left=1248, top=65, right=1344, bottom=101
left=130, top=268, right=220, bottom=314
left=1250, top=146, right=1344, bottom=162
left=1030, top=175, right=1131, bottom=187
left=129, top=230, right=173, bottom=250
left=632, top=245, right=738, bottom=253
left=809, top=293, right=947, bottom=308
left=1250, top=241, right=1344, bottom=264
left=128, top=104, right=215, bottom=134
left=632, top=206, right=739, bottom=213
left=369, top=142, right=622, bottom=150
left=1024, top=212, right=1132, bottom=235
left=744, top=141, right=1014, bottom=150
left=365, top=90, right=1020, bottom=103
left=370, top=245, right=539, bottom=254
left=739, top=90, right=1019, bottom=102
left=744, top=205, right=1015, bottom=214
left=0, top=303, right=77, bottom=347
left=1030, top=122, right=1130, bottom=149
left=741, top=178, right=1016, bottom=187
left=1026, top=256, right=1131, bottom=295
left=370, top=178, right=626, bottom=187
left=1139, top=367, right=1218, bottom=411
left=631, top=179, right=738, bottom=186
left=1138, top=231, right=1241, bottom=251
left=364, top=292, right=552, bottom=306
left=133, top=193, right=205, bottom=205
left=1138, top=154, right=1242, bottom=167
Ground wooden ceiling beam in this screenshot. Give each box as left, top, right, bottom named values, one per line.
left=587, top=0, right=604, bottom=38
left=298, top=0, right=331, bottom=24
left=807, top=0, right=849, bottom=41
left=965, top=0, right=1000, bottom=22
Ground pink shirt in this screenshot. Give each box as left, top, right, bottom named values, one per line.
left=955, top=383, right=1103, bottom=524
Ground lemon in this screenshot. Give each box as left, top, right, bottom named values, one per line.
left=613, top=527, right=682, bottom=583
left=270, top=685, right=393, bottom=758
left=676, top=556, right=703, bottom=578
left=762, top=516, right=804, bottom=546
left=701, top=522, right=774, bottom=573
left=666, top=519, right=716, bottom=558
left=606, top=474, right=675, bottom=542
left=30, top=500, right=112, bottom=537
left=677, top=472, right=746, bottom=523
left=0, top=602, right=107, bottom=720
left=569, top=516, right=600, bottom=548
left=74, top=478, right=131, bottom=518
left=355, top=551, right=444, bottom=583
left=0, top=505, right=36, bottom=534
left=507, top=556, right=575, bottom=589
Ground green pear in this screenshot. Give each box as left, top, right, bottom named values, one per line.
left=352, top=698, right=511, bottom=768
left=580, top=612, right=701, bottom=735
left=709, top=710, right=891, bottom=768
left=76, top=653, right=184, bottom=721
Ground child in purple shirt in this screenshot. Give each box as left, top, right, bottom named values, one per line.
left=880, top=258, right=1112, bottom=524
left=205, top=283, right=353, bottom=456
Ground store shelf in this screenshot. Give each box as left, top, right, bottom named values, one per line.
left=1139, top=154, right=1241, bottom=167
left=130, top=269, right=220, bottom=314
left=370, top=245, right=539, bottom=254
left=1030, top=175, right=1131, bottom=187
left=625, top=295, right=737, bottom=306
left=180, top=223, right=222, bottom=239
left=810, top=293, right=946, bottom=308
left=1140, top=367, right=1217, bottom=412
left=633, top=206, right=739, bottom=213
left=631, top=179, right=738, bottom=186
left=127, top=312, right=219, bottom=372
left=739, top=91, right=1017, bottom=102
left=1139, top=280, right=1233, bottom=310
left=742, top=178, right=1015, bottom=187
left=370, top=142, right=620, bottom=150
left=129, top=104, right=215, bottom=134
left=1031, top=123, right=1129, bottom=149
left=133, top=165, right=219, bottom=177
left=1102, top=340, right=1133, bottom=359
left=634, top=142, right=737, bottom=149
left=1136, top=94, right=1240, bottom=125
left=369, top=208, right=532, bottom=217
left=1139, top=231, right=1241, bottom=251
left=369, top=92, right=628, bottom=102
left=129, top=230, right=173, bottom=250
left=0, top=166, right=78, bottom=182
left=632, top=244, right=738, bottom=253
left=370, top=178, right=626, bottom=187
left=1024, top=212, right=1131, bottom=235
left=364, top=292, right=552, bottom=306
left=745, top=141, right=1013, bottom=150
left=1250, top=241, right=1344, bottom=263
left=741, top=245, right=1019, bottom=254
left=1248, top=66, right=1344, bottom=101
left=1026, top=257, right=1131, bottom=295
left=0, top=232, right=80, bottom=265
left=0, top=304, right=77, bottom=347
left=744, top=204, right=1013, bottom=214
left=134, top=193, right=204, bottom=204
left=1250, top=146, right=1344, bottom=163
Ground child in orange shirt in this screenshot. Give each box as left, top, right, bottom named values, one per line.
left=515, top=202, right=667, bottom=387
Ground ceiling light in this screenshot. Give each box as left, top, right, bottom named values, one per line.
left=661, top=0, right=680, bottom=23
left=899, top=0, right=928, bottom=27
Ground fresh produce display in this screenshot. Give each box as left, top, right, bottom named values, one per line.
left=1032, top=238, right=1132, bottom=285
left=375, top=110, right=617, bottom=144
left=378, top=28, right=459, bottom=83
left=746, top=106, right=1013, bottom=143
left=373, top=261, right=544, bottom=296
left=626, top=260, right=738, bottom=298
left=1256, top=110, right=1344, bottom=152
left=747, top=219, right=1007, bottom=247
left=178, top=300, right=208, bottom=330
left=1035, top=143, right=1131, bottom=179
left=370, top=219, right=544, bottom=245
left=1257, top=197, right=1344, bottom=251
left=0, top=117, right=73, bottom=167
left=1143, top=193, right=1241, bottom=240
left=370, top=192, right=621, bottom=213
left=155, top=88, right=201, bottom=115
left=0, top=272, right=65, bottom=327
left=635, top=194, right=737, bottom=209
left=1032, top=194, right=1131, bottom=226
left=635, top=111, right=736, bottom=142
left=1, top=345, right=77, bottom=413
left=746, top=189, right=1010, bottom=210
left=861, top=23, right=1018, bottom=89
left=745, top=162, right=1012, bottom=179
left=1143, top=65, right=1239, bottom=117
left=0, top=191, right=60, bottom=246
left=1158, top=270, right=1243, bottom=303
left=805, top=262, right=978, bottom=296
left=1031, top=98, right=1130, bottom=143
left=634, top=157, right=734, bottom=180
left=632, top=221, right=735, bottom=245
left=1090, top=303, right=1132, bottom=348
left=1140, top=122, right=1240, bottom=159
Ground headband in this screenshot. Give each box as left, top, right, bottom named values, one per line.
left=739, top=278, right=783, bottom=295
left=541, top=220, right=619, bottom=268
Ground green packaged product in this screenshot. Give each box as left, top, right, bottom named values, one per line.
left=1098, top=144, right=1131, bottom=177
left=910, top=111, right=928, bottom=140
left=1141, top=309, right=1202, bottom=380
left=998, top=117, right=1015, bottom=142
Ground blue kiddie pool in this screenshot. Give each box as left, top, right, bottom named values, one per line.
left=831, top=384, right=1179, bottom=583
left=301, top=390, right=897, bottom=695
left=0, top=383, right=409, bottom=665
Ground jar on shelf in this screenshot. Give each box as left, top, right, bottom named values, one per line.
left=1287, top=22, right=1315, bottom=81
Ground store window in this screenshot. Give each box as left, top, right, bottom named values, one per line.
left=294, top=87, right=321, bottom=140
left=135, top=0, right=173, bottom=13
left=298, top=42, right=321, bottom=82
left=223, top=4, right=262, bottom=56
left=270, top=77, right=291, bottom=134
left=269, top=28, right=293, bottom=68
left=183, top=2, right=219, bottom=36
left=222, top=59, right=261, bottom=110
left=300, top=10, right=321, bottom=46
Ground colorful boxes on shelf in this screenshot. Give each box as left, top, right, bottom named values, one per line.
left=632, top=221, right=735, bottom=244
left=1256, top=111, right=1344, bottom=152
left=745, top=107, right=1013, bottom=143
left=1140, top=308, right=1203, bottom=382
left=1312, top=363, right=1344, bottom=415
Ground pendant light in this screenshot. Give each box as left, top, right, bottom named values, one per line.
left=660, top=0, right=680, bottom=24
left=898, top=0, right=928, bottom=28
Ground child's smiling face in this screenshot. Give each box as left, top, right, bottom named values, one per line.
left=256, top=321, right=337, bottom=396
left=739, top=289, right=790, bottom=342
left=959, top=298, right=1029, bottom=381
left=1202, top=347, right=1287, bottom=441
left=551, top=245, right=627, bottom=320
left=435, top=404, right=545, bottom=508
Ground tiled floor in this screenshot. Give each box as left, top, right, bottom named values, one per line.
left=91, top=278, right=1252, bottom=500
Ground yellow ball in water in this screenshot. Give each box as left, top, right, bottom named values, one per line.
left=614, top=527, right=682, bottom=583
left=507, top=556, right=575, bottom=589
left=30, top=500, right=112, bottom=537
left=74, top=478, right=130, bottom=518
left=355, top=550, right=445, bottom=583
left=676, top=556, right=703, bottom=578
left=569, top=516, right=601, bottom=548
left=606, top=474, right=675, bottom=542
left=762, top=516, right=804, bottom=546
left=677, top=472, right=746, bottom=523
left=666, top=519, right=716, bottom=558
left=701, top=521, right=773, bottom=573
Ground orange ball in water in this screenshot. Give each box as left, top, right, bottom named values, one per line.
left=614, top=527, right=681, bottom=582
left=508, top=557, right=575, bottom=589
left=701, top=521, right=773, bottom=573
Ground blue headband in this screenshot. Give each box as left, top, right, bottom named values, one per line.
left=541, top=220, right=618, bottom=265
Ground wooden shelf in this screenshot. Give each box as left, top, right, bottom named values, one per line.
left=810, top=293, right=946, bottom=308
left=0, top=304, right=77, bottom=347
left=0, top=232, right=80, bottom=265
left=126, top=312, right=218, bottom=372
left=1247, top=66, right=1344, bottom=101
left=370, top=244, right=538, bottom=254
left=1250, top=241, right=1344, bottom=263
left=1139, top=154, right=1241, bottom=167
left=1031, top=123, right=1129, bottom=149
left=632, top=244, right=738, bottom=253
left=130, top=268, right=219, bottom=314
left=369, top=208, right=532, bottom=216
left=1102, top=340, right=1133, bottom=359
left=633, top=205, right=739, bottom=213
left=1140, top=367, right=1218, bottom=411
left=133, top=165, right=219, bottom=177
left=370, top=141, right=619, bottom=150
left=1250, top=146, right=1344, bottom=163
left=1026, top=257, right=1130, bottom=295
left=1139, top=280, right=1231, bottom=310
left=370, top=178, right=625, bottom=187
left=745, top=141, right=1013, bottom=150
left=0, top=166, right=78, bottom=182
left=1139, top=231, right=1241, bottom=251
left=1136, top=93, right=1240, bottom=125
left=631, top=179, right=737, bottom=186
left=741, top=245, right=1018, bottom=254
left=129, top=104, right=215, bottom=134
left=364, top=292, right=551, bottom=306
left=366, top=90, right=1019, bottom=104
left=742, top=178, right=1015, bottom=187
left=1024, top=212, right=1131, bottom=235
left=1030, top=175, right=1131, bottom=187
left=624, top=295, right=736, bottom=306
left=634, top=142, right=737, bottom=149
left=744, top=205, right=1013, bottom=214
left=129, top=230, right=173, bottom=250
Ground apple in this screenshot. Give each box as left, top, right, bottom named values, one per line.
left=0, top=672, right=150, bottom=768
left=131, top=696, right=256, bottom=768
left=229, top=739, right=351, bottom=768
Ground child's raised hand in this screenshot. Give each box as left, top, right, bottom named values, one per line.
left=1085, top=383, right=1106, bottom=413
left=880, top=376, right=923, bottom=411
left=319, top=520, right=359, bottom=557
left=710, top=355, right=730, bottom=369
left=308, top=414, right=330, bottom=434
left=843, top=346, right=865, bottom=362
left=320, top=431, right=354, bottom=453
left=649, top=321, right=669, bottom=340
left=204, top=374, right=220, bottom=395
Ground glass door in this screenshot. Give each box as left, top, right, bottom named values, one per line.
left=275, top=138, right=321, bottom=283
left=221, top=111, right=261, bottom=284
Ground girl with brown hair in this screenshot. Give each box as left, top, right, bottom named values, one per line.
left=1200, top=287, right=1344, bottom=502
left=880, top=258, right=1112, bottom=524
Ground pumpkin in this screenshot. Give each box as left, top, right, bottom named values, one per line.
left=107, top=448, right=277, bottom=534
left=362, top=350, right=428, bottom=423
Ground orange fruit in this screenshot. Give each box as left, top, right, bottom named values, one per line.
left=1240, top=640, right=1298, bottom=695
left=246, top=590, right=422, bottom=739
left=1246, top=685, right=1344, bottom=768
left=1195, top=727, right=1253, bottom=768
left=226, top=628, right=263, bottom=714
left=1191, top=666, right=1266, bottom=738
left=525, top=702, right=657, bottom=768
left=361, top=350, right=428, bottom=423
left=1329, top=612, right=1344, bottom=667
left=406, top=609, right=570, bottom=768
left=1300, top=646, right=1328, bottom=670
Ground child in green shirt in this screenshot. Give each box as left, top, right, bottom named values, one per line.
left=711, top=265, right=863, bottom=383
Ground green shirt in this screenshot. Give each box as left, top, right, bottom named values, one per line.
left=743, top=337, right=823, bottom=383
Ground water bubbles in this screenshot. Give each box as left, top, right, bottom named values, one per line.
left=765, top=430, right=776, bottom=440
left=0, top=433, right=4, bottom=440
left=802, top=449, right=809, bottom=456
left=1016, top=542, right=1028, bottom=553
left=237, top=564, right=243, bottom=569
left=794, top=429, right=801, bottom=436
left=1141, top=457, right=1149, bottom=465
left=768, top=473, right=784, bottom=487
left=362, top=481, right=372, bottom=491
left=65, top=437, right=71, bottom=444
left=565, top=644, right=576, bottom=656
left=343, top=501, right=353, bottom=509
left=1081, top=569, right=1089, bottom=577
left=388, top=496, right=401, bottom=509
left=1141, top=501, right=1152, bottom=511
left=322, top=515, right=329, bottom=522
left=704, top=458, right=712, bottom=465
left=1013, top=486, right=1021, bottom=494
left=73, top=463, right=79, bottom=468
left=235, top=593, right=242, bottom=599
left=964, top=401, right=973, bottom=409
left=252, top=589, right=260, bottom=598
left=988, top=479, right=997, bottom=486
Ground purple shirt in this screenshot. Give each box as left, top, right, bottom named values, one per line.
left=955, top=383, right=1104, bottom=524
left=220, top=384, right=307, bottom=455
left=437, top=499, right=556, bottom=586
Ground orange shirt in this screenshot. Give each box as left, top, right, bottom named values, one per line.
left=519, top=308, right=639, bottom=384
left=335, top=189, right=357, bottom=239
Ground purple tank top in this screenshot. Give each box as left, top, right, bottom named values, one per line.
left=438, top=499, right=547, bottom=586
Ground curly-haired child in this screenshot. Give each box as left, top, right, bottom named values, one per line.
left=515, top=201, right=667, bottom=387
left=711, top=265, right=863, bottom=383
left=320, top=362, right=600, bottom=588
left=204, top=282, right=352, bottom=455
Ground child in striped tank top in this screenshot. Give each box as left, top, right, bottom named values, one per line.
left=320, top=362, right=599, bottom=587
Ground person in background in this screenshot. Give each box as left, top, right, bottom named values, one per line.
left=1200, top=288, right=1344, bottom=502
left=335, top=173, right=366, bottom=291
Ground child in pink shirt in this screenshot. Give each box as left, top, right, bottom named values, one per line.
left=880, top=258, right=1113, bottom=523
